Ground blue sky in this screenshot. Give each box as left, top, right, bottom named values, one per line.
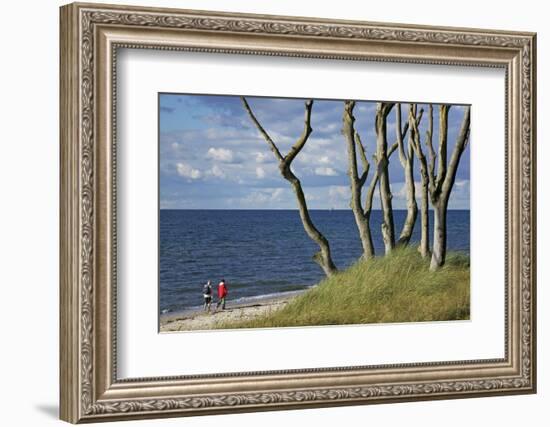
left=159, top=94, right=470, bottom=210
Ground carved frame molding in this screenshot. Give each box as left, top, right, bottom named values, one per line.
left=60, top=2, right=536, bottom=423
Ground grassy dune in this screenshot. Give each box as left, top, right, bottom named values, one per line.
left=219, top=247, right=470, bottom=329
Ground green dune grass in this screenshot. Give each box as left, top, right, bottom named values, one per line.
left=219, top=247, right=470, bottom=329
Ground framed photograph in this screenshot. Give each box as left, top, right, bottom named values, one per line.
left=60, top=2, right=537, bottom=423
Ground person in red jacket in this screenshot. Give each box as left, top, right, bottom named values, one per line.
left=216, top=279, right=228, bottom=310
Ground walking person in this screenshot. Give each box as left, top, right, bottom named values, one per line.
left=216, top=279, right=228, bottom=311
left=202, top=280, right=213, bottom=312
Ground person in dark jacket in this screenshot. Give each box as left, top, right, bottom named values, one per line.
left=202, top=280, right=212, bottom=312
left=216, top=279, right=228, bottom=310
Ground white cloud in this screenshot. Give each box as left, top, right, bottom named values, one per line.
left=240, top=188, right=287, bottom=207
left=210, top=164, right=225, bottom=178
left=315, top=166, right=338, bottom=176
left=296, top=149, right=345, bottom=168
left=394, top=181, right=421, bottom=200
left=391, top=179, right=469, bottom=209
left=206, top=147, right=235, bottom=163
left=448, top=179, right=470, bottom=209
left=271, top=188, right=284, bottom=201
left=328, top=185, right=349, bottom=200
left=357, top=104, right=377, bottom=114
left=305, top=193, right=320, bottom=202
left=256, top=167, right=266, bottom=179
left=205, top=127, right=246, bottom=140
left=255, top=151, right=272, bottom=163
left=268, top=130, right=294, bottom=145
left=327, top=185, right=350, bottom=209
left=176, top=162, right=202, bottom=180
left=310, top=137, right=340, bottom=147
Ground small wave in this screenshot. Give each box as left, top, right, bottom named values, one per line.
left=160, top=286, right=314, bottom=315
left=230, top=287, right=312, bottom=305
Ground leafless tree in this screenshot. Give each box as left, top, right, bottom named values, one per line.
left=409, top=104, right=430, bottom=258
left=410, top=104, right=471, bottom=270
left=241, top=97, right=338, bottom=276
left=342, top=101, right=375, bottom=259
left=343, top=101, right=411, bottom=259
left=395, top=103, right=420, bottom=246
left=375, top=102, right=396, bottom=254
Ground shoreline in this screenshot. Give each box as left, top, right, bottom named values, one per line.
left=160, top=289, right=306, bottom=332
left=159, top=249, right=470, bottom=331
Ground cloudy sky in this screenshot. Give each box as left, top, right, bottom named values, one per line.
left=159, top=93, right=470, bottom=210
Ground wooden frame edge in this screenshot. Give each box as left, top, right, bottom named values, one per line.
left=60, top=3, right=80, bottom=423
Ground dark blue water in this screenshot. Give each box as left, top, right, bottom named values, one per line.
left=160, top=209, right=469, bottom=313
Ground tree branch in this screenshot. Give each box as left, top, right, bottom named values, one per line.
left=364, top=172, right=379, bottom=216
left=435, top=104, right=451, bottom=193
left=284, top=100, right=314, bottom=165
left=361, top=116, right=411, bottom=217
left=441, top=106, right=471, bottom=197
left=343, top=100, right=360, bottom=183
left=409, top=105, right=428, bottom=174
left=241, top=96, right=337, bottom=276
left=426, top=104, right=436, bottom=186
left=397, top=99, right=419, bottom=246
left=377, top=102, right=395, bottom=118
left=396, top=103, right=407, bottom=166
left=355, top=131, right=370, bottom=187
left=240, top=97, right=284, bottom=163
left=388, top=120, right=409, bottom=158
left=343, top=100, right=375, bottom=258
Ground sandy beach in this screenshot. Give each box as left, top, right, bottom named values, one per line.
left=160, top=291, right=304, bottom=332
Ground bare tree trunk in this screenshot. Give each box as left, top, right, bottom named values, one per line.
left=419, top=179, right=430, bottom=257
left=241, top=97, right=337, bottom=276
left=342, top=101, right=409, bottom=260
left=282, top=166, right=337, bottom=276
left=429, top=105, right=471, bottom=271
left=420, top=105, right=432, bottom=257
left=430, top=199, right=448, bottom=270
left=342, top=101, right=375, bottom=259
left=362, top=124, right=409, bottom=236
left=375, top=102, right=396, bottom=254
left=409, top=104, right=431, bottom=258
left=395, top=103, right=418, bottom=246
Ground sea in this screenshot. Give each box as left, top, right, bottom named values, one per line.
left=160, top=209, right=469, bottom=314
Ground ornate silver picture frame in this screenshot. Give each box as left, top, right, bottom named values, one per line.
left=60, top=2, right=536, bottom=423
